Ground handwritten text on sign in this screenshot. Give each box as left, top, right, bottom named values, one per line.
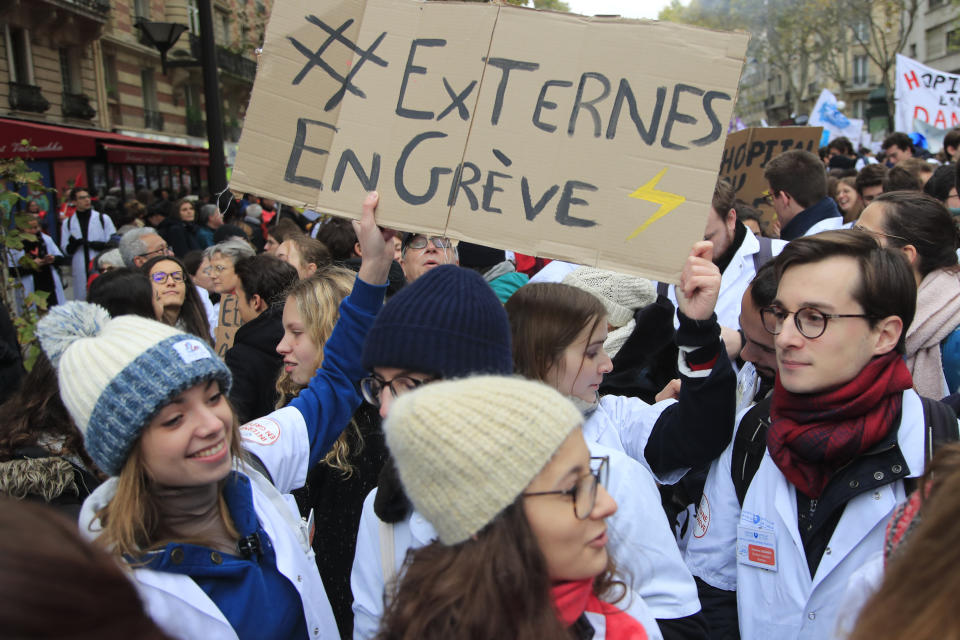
left=895, top=54, right=960, bottom=133
left=232, top=0, right=748, bottom=282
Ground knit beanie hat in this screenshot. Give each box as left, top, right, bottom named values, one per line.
left=361, top=265, right=512, bottom=377
left=384, top=376, right=582, bottom=544
left=562, top=267, right=656, bottom=328
left=36, top=302, right=232, bottom=476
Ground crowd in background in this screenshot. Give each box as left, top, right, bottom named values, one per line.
left=1, top=124, right=960, bottom=640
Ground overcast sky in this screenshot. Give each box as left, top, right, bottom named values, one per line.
left=563, top=0, right=679, bottom=19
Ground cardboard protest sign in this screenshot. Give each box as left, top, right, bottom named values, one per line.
left=231, top=0, right=748, bottom=282
left=214, top=293, right=242, bottom=357
left=718, top=126, right=822, bottom=231
left=895, top=54, right=960, bottom=133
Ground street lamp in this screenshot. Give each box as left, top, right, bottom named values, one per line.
left=137, top=0, right=227, bottom=196
left=136, top=22, right=188, bottom=75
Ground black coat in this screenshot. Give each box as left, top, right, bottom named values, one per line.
left=156, top=217, right=203, bottom=258
left=294, top=404, right=388, bottom=639
left=224, top=305, right=284, bottom=424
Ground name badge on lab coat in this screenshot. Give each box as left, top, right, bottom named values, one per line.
left=737, top=510, right=778, bottom=571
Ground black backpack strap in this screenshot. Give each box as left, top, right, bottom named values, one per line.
left=242, top=451, right=274, bottom=485
left=731, top=396, right=773, bottom=507
left=920, top=395, right=960, bottom=461
left=904, top=396, right=960, bottom=494
left=752, top=236, right=774, bottom=273
left=657, top=281, right=670, bottom=298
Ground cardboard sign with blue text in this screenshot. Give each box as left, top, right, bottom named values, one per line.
left=231, top=0, right=748, bottom=282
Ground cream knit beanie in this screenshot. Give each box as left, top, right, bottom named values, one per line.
left=384, top=376, right=582, bottom=545
left=562, top=267, right=656, bottom=328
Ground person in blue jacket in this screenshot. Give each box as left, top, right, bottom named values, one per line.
left=36, top=192, right=394, bottom=640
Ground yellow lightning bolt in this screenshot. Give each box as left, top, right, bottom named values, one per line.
left=626, top=168, right=686, bottom=240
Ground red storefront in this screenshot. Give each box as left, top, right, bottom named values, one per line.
left=0, top=117, right=210, bottom=206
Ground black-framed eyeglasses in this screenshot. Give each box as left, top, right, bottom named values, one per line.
left=762, top=191, right=778, bottom=205
left=406, top=235, right=453, bottom=251
left=523, top=456, right=609, bottom=520
left=760, top=305, right=873, bottom=340
left=150, top=270, right=184, bottom=284
left=360, top=373, right=433, bottom=407
left=138, top=244, right=170, bottom=259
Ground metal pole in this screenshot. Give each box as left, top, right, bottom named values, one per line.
left=197, top=0, right=227, bottom=195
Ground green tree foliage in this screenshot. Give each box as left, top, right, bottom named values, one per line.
left=659, top=0, right=919, bottom=126
left=0, top=151, right=52, bottom=371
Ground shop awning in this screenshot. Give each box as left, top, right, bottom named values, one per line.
left=101, top=143, right=209, bottom=166
left=0, top=118, right=206, bottom=161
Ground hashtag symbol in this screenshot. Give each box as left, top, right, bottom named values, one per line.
left=288, top=16, right=388, bottom=111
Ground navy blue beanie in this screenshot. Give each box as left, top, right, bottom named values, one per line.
left=361, top=265, right=513, bottom=378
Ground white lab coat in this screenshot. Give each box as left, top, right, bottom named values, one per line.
left=350, top=443, right=701, bottom=640
left=683, top=390, right=927, bottom=640
left=803, top=216, right=848, bottom=237
left=79, top=406, right=339, bottom=640
left=8, top=232, right=65, bottom=311
left=60, top=209, right=116, bottom=301
left=661, top=230, right=786, bottom=331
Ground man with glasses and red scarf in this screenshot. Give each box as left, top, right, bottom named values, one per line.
left=684, top=229, right=957, bottom=640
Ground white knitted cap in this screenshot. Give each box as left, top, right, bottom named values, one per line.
left=562, top=267, right=656, bottom=327
left=384, top=376, right=582, bottom=545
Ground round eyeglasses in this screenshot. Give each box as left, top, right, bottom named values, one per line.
left=523, top=456, right=609, bottom=520
left=760, top=305, right=873, bottom=340
left=150, top=270, right=184, bottom=284
left=360, top=373, right=433, bottom=407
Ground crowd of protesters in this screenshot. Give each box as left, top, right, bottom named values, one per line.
left=1, top=123, right=960, bottom=640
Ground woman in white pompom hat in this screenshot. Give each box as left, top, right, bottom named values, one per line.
left=37, top=193, right=394, bottom=640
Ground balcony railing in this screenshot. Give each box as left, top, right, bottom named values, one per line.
left=63, top=92, right=96, bottom=119
left=63, top=0, right=111, bottom=17
left=144, top=109, right=164, bottom=130
left=190, top=34, right=257, bottom=83
left=9, top=83, right=50, bottom=113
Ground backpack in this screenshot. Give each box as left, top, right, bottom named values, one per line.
left=730, top=395, right=960, bottom=506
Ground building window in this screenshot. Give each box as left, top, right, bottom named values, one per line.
left=909, top=43, right=917, bottom=58
left=853, top=99, right=866, bottom=119
left=59, top=48, right=82, bottom=94
left=949, top=29, right=960, bottom=53
left=134, top=0, right=150, bottom=22
left=216, top=9, right=231, bottom=45
left=853, top=55, right=869, bottom=85
left=930, top=0, right=947, bottom=8
left=187, top=0, right=200, bottom=36
left=853, top=20, right=869, bottom=43
left=142, top=68, right=162, bottom=130
left=4, top=25, right=34, bottom=84
left=104, top=53, right=118, bottom=99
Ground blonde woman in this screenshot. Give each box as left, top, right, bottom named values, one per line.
left=276, top=266, right=388, bottom=637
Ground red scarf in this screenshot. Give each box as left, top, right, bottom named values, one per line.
left=768, top=352, right=913, bottom=498
left=552, top=579, right=647, bottom=640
